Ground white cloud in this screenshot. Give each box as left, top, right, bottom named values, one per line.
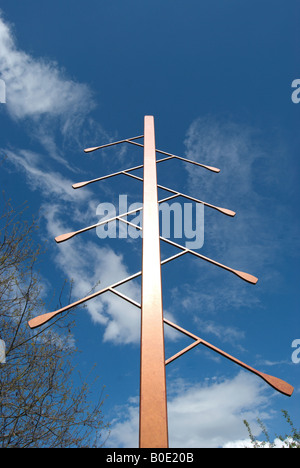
left=193, top=317, right=245, bottom=345
left=0, top=13, right=94, bottom=121
left=43, top=204, right=142, bottom=345
left=107, top=404, right=139, bottom=448
left=0, top=5, right=140, bottom=346
left=174, top=116, right=296, bottom=336
left=183, top=115, right=299, bottom=274
left=223, top=437, right=297, bottom=449
left=223, top=438, right=253, bottom=448
left=5, top=149, right=90, bottom=202
left=184, top=117, right=259, bottom=197
left=0, top=13, right=175, bottom=348
left=106, top=371, right=272, bottom=448
left=183, top=117, right=267, bottom=265
left=38, top=200, right=182, bottom=347
left=0, top=12, right=110, bottom=172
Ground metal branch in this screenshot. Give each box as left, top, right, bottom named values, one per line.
left=117, top=218, right=258, bottom=285
left=126, top=140, right=220, bottom=173
left=27, top=251, right=188, bottom=329
left=160, top=236, right=258, bottom=285
left=83, top=134, right=219, bottom=173
left=163, top=318, right=294, bottom=397
left=108, top=287, right=141, bottom=309
left=165, top=340, right=202, bottom=366
left=54, top=193, right=179, bottom=244
left=84, top=135, right=144, bottom=153
left=122, top=171, right=236, bottom=217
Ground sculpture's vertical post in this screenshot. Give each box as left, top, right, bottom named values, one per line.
left=139, top=116, right=169, bottom=448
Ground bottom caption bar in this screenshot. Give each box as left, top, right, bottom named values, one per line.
left=99, top=450, right=198, bottom=464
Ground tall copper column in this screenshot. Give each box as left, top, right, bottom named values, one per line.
left=139, top=116, right=169, bottom=448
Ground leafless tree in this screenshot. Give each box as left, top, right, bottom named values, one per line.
left=0, top=197, right=109, bottom=448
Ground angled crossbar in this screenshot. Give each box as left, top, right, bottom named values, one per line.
left=126, top=140, right=220, bottom=173
left=116, top=218, right=258, bottom=285
left=160, top=236, right=258, bottom=285
left=72, top=155, right=207, bottom=189
left=27, top=250, right=188, bottom=329
left=108, top=287, right=141, bottom=309
left=54, top=193, right=179, bottom=243
left=75, top=142, right=220, bottom=189
left=28, top=275, right=293, bottom=397
left=83, top=134, right=219, bottom=173
left=72, top=168, right=235, bottom=216
left=84, top=135, right=144, bottom=153
left=72, top=157, right=172, bottom=189
left=122, top=171, right=236, bottom=217
left=163, top=318, right=294, bottom=397
left=165, top=340, right=202, bottom=366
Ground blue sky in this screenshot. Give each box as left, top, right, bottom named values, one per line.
left=0, top=0, right=299, bottom=448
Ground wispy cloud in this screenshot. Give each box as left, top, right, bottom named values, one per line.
left=0, top=11, right=109, bottom=172
left=5, top=149, right=90, bottom=202
left=178, top=115, right=298, bottom=326
left=0, top=13, right=93, bottom=122
left=183, top=115, right=299, bottom=270
left=43, top=204, right=142, bottom=344
left=0, top=12, right=140, bottom=345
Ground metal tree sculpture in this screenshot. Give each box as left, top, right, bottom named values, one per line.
left=28, top=116, right=294, bottom=448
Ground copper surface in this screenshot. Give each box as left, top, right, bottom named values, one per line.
left=139, top=116, right=168, bottom=448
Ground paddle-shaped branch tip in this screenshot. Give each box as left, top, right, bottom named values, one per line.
left=72, top=181, right=88, bottom=189
left=28, top=311, right=57, bottom=329
left=55, top=232, right=76, bottom=243
left=84, top=146, right=100, bottom=153
left=207, top=166, right=220, bottom=173
left=234, top=270, right=258, bottom=284
left=260, top=372, right=294, bottom=397
left=218, top=207, right=236, bottom=217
